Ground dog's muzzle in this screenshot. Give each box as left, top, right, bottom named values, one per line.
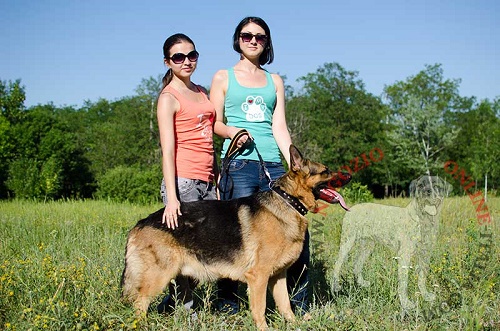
left=317, top=172, right=352, bottom=211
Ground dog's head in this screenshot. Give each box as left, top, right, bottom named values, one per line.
left=410, top=175, right=451, bottom=217
left=276, top=145, right=351, bottom=212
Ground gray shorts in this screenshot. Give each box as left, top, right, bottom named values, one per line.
left=160, top=177, right=216, bottom=205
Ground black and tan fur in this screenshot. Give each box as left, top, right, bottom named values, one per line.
left=121, top=145, right=347, bottom=330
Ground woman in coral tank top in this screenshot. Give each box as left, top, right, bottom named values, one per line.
left=156, top=33, right=217, bottom=315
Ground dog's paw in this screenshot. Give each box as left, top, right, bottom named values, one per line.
left=330, top=279, right=341, bottom=293
left=357, top=278, right=370, bottom=288
left=401, top=299, right=416, bottom=311
left=422, top=291, right=436, bottom=302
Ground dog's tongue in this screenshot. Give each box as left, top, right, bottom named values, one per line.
left=319, top=188, right=350, bottom=211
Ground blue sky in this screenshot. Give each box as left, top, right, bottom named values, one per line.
left=1, top=0, right=498, bottom=108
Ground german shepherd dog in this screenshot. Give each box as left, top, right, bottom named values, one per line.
left=121, top=145, right=350, bottom=330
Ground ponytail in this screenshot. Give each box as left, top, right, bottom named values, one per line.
left=160, top=69, right=173, bottom=92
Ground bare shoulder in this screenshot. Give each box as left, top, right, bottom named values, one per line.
left=210, top=69, right=229, bottom=94
left=157, top=89, right=179, bottom=113
left=212, top=69, right=229, bottom=84
left=270, top=73, right=284, bottom=88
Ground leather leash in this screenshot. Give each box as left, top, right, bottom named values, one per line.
left=219, top=129, right=273, bottom=196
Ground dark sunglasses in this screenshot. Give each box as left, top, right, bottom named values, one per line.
left=240, top=33, right=268, bottom=45
left=168, top=50, right=199, bottom=64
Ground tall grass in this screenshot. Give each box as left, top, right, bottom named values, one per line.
left=0, top=197, right=498, bottom=330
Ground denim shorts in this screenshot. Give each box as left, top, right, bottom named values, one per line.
left=219, top=159, right=285, bottom=200
left=160, top=177, right=216, bottom=205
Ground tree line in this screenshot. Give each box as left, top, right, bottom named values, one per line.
left=1, top=63, right=498, bottom=202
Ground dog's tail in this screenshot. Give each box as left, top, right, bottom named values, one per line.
left=121, top=227, right=181, bottom=313
left=121, top=229, right=140, bottom=303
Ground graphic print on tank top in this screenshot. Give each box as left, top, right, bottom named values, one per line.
left=197, top=113, right=213, bottom=141
left=241, top=95, right=266, bottom=122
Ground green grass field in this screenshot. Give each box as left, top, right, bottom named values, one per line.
left=1, top=197, right=498, bottom=330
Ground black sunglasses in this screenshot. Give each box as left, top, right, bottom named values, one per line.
left=168, top=50, right=199, bottom=64
left=240, top=33, right=268, bottom=45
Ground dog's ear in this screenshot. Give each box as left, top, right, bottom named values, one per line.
left=289, top=145, right=304, bottom=171
left=437, top=177, right=453, bottom=197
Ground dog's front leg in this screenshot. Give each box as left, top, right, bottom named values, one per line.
left=268, top=271, right=295, bottom=322
left=416, top=254, right=436, bottom=302
left=397, top=245, right=415, bottom=310
left=331, top=233, right=357, bottom=292
left=245, top=268, right=269, bottom=330
left=354, top=239, right=374, bottom=288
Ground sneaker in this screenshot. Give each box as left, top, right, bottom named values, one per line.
left=190, top=311, right=199, bottom=322
left=157, top=295, right=175, bottom=314
left=292, top=305, right=311, bottom=318
left=216, top=299, right=239, bottom=315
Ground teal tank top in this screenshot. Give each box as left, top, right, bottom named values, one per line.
left=221, top=68, right=281, bottom=162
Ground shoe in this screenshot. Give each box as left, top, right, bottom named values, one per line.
left=216, top=300, right=239, bottom=315
left=190, top=311, right=199, bottom=322
left=157, top=295, right=175, bottom=314
left=292, top=302, right=310, bottom=319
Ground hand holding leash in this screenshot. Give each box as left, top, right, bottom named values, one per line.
left=235, top=134, right=250, bottom=149
left=219, top=129, right=252, bottom=198
left=219, top=128, right=275, bottom=197
left=228, top=127, right=252, bottom=152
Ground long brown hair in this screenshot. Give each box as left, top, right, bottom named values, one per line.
left=232, top=17, right=274, bottom=65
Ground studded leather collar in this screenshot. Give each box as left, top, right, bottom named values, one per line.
left=271, top=186, right=308, bottom=216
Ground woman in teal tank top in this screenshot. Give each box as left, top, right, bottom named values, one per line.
left=210, top=16, right=311, bottom=318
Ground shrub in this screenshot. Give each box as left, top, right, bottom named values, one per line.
left=339, top=181, right=374, bottom=204
left=6, top=157, right=42, bottom=199
left=95, top=164, right=162, bottom=204
left=6, top=157, right=63, bottom=200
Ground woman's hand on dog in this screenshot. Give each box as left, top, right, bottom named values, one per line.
left=163, top=200, right=182, bottom=229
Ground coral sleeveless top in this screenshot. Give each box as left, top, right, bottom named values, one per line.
left=165, top=84, right=215, bottom=181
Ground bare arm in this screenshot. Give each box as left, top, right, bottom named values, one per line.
left=157, top=91, right=182, bottom=228
left=271, top=73, right=292, bottom=166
